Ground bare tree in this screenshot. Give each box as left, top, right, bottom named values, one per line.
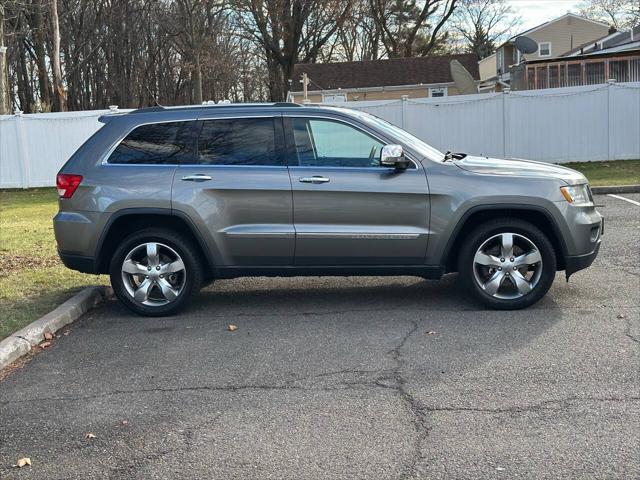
left=0, top=2, right=10, bottom=114
left=369, top=0, right=457, bottom=57
left=452, top=0, right=520, bottom=59
left=239, top=0, right=352, bottom=101
left=579, top=0, right=639, bottom=29
left=320, top=0, right=382, bottom=62
left=166, top=0, right=226, bottom=104
left=50, top=0, right=65, bottom=110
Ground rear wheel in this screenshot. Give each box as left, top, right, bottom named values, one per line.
left=109, top=229, right=203, bottom=316
left=458, top=219, right=557, bottom=309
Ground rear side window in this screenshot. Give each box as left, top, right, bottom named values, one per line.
left=107, top=121, right=196, bottom=164
left=197, top=118, right=282, bottom=166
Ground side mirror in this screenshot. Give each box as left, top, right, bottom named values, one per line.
left=380, top=144, right=410, bottom=169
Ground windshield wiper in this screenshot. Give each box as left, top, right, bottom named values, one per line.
left=443, top=151, right=467, bottom=162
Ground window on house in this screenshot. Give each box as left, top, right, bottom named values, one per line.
left=538, top=42, right=551, bottom=57
left=322, top=94, right=347, bottom=103
left=497, top=49, right=504, bottom=73
left=429, top=87, right=447, bottom=97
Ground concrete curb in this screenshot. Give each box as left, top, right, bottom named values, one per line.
left=591, top=185, right=640, bottom=194
left=0, top=286, right=112, bottom=371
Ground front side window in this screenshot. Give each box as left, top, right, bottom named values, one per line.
left=197, top=118, right=281, bottom=166
left=291, top=118, right=385, bottom=168
left=107, top=121, right=196, bottom=164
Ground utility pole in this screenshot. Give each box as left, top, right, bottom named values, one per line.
left=0, top=2, right=10, bottom=115
left=301, top=72, right=310, bottom=104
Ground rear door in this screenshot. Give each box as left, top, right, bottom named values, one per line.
left=284, top=115, right=430, bottom=266
left=172, top=115, right=294, bottom=266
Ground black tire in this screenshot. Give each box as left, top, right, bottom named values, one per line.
left=109, top=228, right=203, bottom=316
left=458, top=218, right=557, bottom=310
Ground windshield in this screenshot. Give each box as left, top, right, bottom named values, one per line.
left=345, top=109, right=444, bottom=162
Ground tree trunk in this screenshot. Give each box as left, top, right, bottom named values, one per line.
left=0, top=3, right=10, bottom=114
left=50, top=0, right=66, bottom=111
left=17, top=41, right=33, bottom=113
left=30, top=3, right=52, bottom=111
left=193, top=53, right=203, bottom=104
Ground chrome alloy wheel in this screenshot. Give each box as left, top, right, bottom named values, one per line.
left=121, top=242, right=186, bottom=306
left=472, top=232, right=543, bottom=300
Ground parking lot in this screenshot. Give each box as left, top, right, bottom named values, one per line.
left=0, top=193, right=638, bottom=479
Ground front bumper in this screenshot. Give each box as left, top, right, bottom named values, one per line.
left=565, top=240, right=600, bottom=279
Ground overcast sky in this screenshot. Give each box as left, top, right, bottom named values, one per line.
left=507, top=0, right=584, bottom=30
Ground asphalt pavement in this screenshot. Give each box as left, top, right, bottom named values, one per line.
left=1, top=194, right=638, bottom=479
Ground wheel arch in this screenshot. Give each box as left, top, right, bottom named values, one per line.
left=95, top=208, right=214, bottom=277
left=443, top=205, right=568, bottom=273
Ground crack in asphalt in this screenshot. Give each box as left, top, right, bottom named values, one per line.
left=379, top=319, right=427, bottom=480
left=624, top=318, right=640, bottom=345
left=0, top=368, right=394, bottom=405
left=420, top=396, right=640, bottom=414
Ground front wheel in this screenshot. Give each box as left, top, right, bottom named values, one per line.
left=458, top=219, right=557, bottom=310
left=109, top=229, right=203, bottom=316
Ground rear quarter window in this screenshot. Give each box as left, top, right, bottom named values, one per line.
left=107, top=121, right=196, bottom=164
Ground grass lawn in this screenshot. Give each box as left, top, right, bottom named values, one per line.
left=563, top=159, right=640, bottom=186
left=0, top=188, right=106, bottom=340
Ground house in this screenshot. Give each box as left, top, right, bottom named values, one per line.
left=479, top=13, right=611, bottom=90
left=519, top=25, right=640, bottom=90
left=287, top=54, right=480, bottom=103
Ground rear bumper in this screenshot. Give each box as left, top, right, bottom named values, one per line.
left=58, top=251, right=98, bottom=274
left=565, top=241, right=600, bottom=278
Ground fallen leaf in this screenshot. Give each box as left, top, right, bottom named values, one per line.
left=40, top=341, right=52, bottom=348
left=15, top=457, right=31, bottom=468
left=44, top=332, right=54, bottom=340
left=426, top=331, right=438, bottom=335
left=617, top=314, right=626, bottom=319
left=85, top=433, right=96, bottom=439
left=227, top=324, right=238, bottom=332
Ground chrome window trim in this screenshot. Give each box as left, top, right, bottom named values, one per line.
left=100, top=112, right=420, bottom=169
left=283, top=114, right=419, bottom=169
left=100, top=115, right=279, bottom=166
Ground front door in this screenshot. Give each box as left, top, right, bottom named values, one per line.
left=172, top=115, right=294, bottom=266
left=284, top=116, right=430, bottom=266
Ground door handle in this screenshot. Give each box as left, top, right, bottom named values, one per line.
left=181, top=174, right=212, bottom=182
left=299, top=176, right=330, bottom=184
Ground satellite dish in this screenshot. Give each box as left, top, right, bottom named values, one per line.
left=450, top=60, right=479, bottom=95
left=515, top=36, right=538, bottom=54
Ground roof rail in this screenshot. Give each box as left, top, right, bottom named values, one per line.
left=127, top=102, right=302, bottom=114
left=129, top=106, right=165, bottom=114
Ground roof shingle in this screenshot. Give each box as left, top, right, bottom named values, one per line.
left=292, top=54, right=480, bottom=91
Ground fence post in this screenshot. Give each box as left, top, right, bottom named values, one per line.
left=502, top=88, right=510, bottom=158
left=401, top=95, right=408, bottom=129
left=607, top=79, right=615, bottom=161
left=14, top=111, right=30, bottom=188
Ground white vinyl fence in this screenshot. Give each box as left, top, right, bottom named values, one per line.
left=1, top=82, right=639, bottom=188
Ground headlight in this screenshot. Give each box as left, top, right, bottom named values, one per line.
left=560, top=184, right=592, bottom=205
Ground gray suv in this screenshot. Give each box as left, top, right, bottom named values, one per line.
left=54, top=103, right=602, bottom=315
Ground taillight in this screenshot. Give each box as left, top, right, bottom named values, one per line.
left=56, top=174, right=83, bottom=198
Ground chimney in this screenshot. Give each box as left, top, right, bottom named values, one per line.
left=608, top=26, right=617, bottom=35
